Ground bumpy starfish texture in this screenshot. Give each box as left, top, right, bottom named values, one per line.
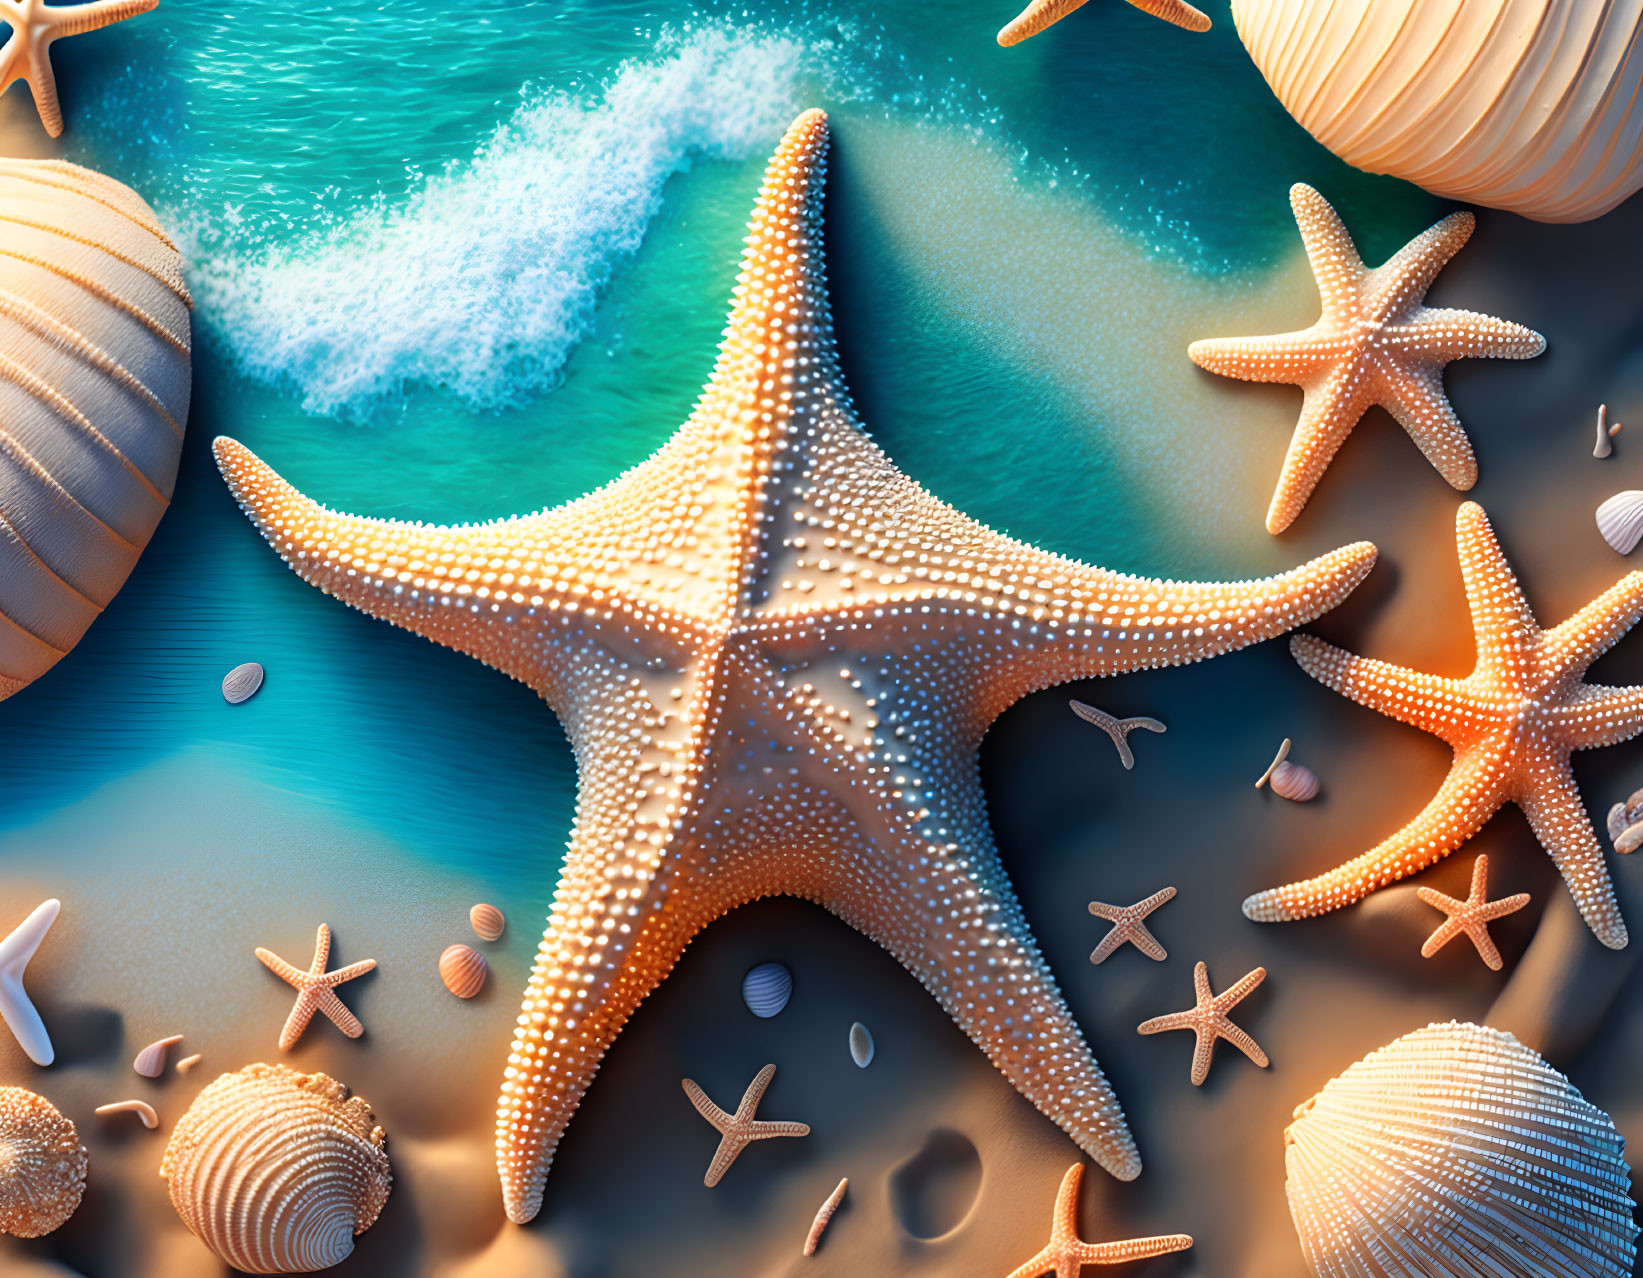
left=254, top=924, right=377, bottom=1051
left=681, top=1063, right=809, bottom=1187
left=1417, top=854, right=1529, bottom=971
left=997, top=0, right=1209, bottom=46
left=1188, top=185, right=1545, bottom=534
left=1247, top=502, right=1643, bottom=950
left=213, top=109, right=1377, bottom=1224
left=1087, top=887, right=1175, bottom=964
left=1069, top=700, right=1166, bottom=770
left=1137, top=961, right=1268, bottom=1086
left=0, top=899, right=59, bottom=1066
left=1002, top=1163, right=1193, bottom=1278
left=0, top=0, right=156, bottom=137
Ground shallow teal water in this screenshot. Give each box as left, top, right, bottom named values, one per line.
left=0, top=0, right=1434, bottom=904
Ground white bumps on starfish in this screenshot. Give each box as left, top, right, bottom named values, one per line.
left=0, top=899, right=60, bottom=1066
left=0, top=0, right=157, bottom=137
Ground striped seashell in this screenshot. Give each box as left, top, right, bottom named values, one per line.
left=1284, top=1021, right=1638, bottom=1278
left=849, top=1021, right=874, bottom=1068
left=1231, top=0, right=1643, bottom=222
left=160, top=1063, right=390, bottom=1274
left=1269, top=759, right=1319, bottom=802
left=468, top=902, right=505, bottom=942
left=133, top=1033, right=183, bottom=1077
left=0, top=159, right=191, bottom=701
left=439, top=943, right=487, bottom=998
left=741, top=961, right=792, bottom=1018
left=1597, top=490, right=1643, bottom=555
left=0, top=1086, right=87, bottom=1238
left=222, top=661, right=265, bottom=704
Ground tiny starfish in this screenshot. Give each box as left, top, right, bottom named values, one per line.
left=0, top=0, right=156, bottom=138
left=1247, top=502, right=1643, bottom=950
left=254, top=923, right=377, bottom=1051
left=1087, top=887, right=1176, bottom=964
left=680, top=1063, right=809, bottom=1188
left=998, top=0, right=1210, bottom=46
left=0, top=899, right=59, bottom=1066
left=1069, top=700, right=1166, bottom=770
left=1188, top=184, right=1545, bottom=533
left=1002, top=1163, right=1193, bottom=1278
left=1137, top=961, right=1268, bottom=1086
left=1417, top=854, right=1529, bottom=971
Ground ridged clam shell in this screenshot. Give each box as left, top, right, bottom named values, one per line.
left=133, top=1033, right=183, bottom=1077
left=160, top=1063, right=390, bottom=1274
left=849, top=1021, right=874, bottom=1068
left=0, top=159, right=191, bottom=701
left=1597, top=490, right=1643, bottom=554
left=469, top=902, right=505, bottom=942
left=1231, top=0, right=1643, bottom=222
left=439, top=943, right=487, bottom=998
left=222, top=661, right=265, bottom=704
left=1284, top=1021, right=1638, bottom=1278
left=741, top=961, right=792, bottom=1018
left=0, top=1086, right=87, bottom=1238
left=1269, top=759, right=1319, bottom=802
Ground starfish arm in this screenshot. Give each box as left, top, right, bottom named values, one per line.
left=1290, top=634, right=1479, bottom=743
left=1519, top=764, right=1628, bottom=948
left=1189, top=1026, right=1216, bottom=1085
left=1418, top=912, right=1468, bottom=959
left=40, top=0, right=156, bottom=36
left=1217, top=965, right=1266, bottom=1006
left=319, top=957, right=378, bottom=986
left=276, top=992, right=318, bottom=1052
left=313, top=987, right=366, bottom=1038
left=1081, top=1234, right=1196, bottom=1263
left=24, top=43, right=62, bottom=138
left=1243, top=748, right=1509, bottom=922
left=1375, top=363, right=1477, bottom=491
left=1464, top=922, right=1506, bottom=970
left=1556, top=684, right=1643, bottom=750
left=746, top=1119, right=811, bottom=1141
left=996, top=0, right=1208, bottom=45
left=681, top=1079, right=733, bottom=1132
left=1135, top=1010, right=1195, bottom=1036
left=1543, top=571, right=1643, bottom=672
left=1362, top=211, right=1474, bottom=320
left=1454, top=502, right=1542, bottom=663
left=310, top=922, right=330, bottom=974
left=1051, top=1162, right=1083, bottom=1242
left=1480, top=892, right=1531, bottom=920
left=1264, top=371, right=1379, bottom=533
left=734, top=1063, right=776, bottom=1122
left=1214, top=1016, right=1269, bottom=1067
left=1089, top=924, right=1131, bottom=965
left=1191, top=960, right=1212, bottom=1004
left=254, top=948, right=303, bottom=985
left=1415, top=885, right=1466, bottom=916
left=1289, top=184, right=1368, bottom=316
left=1001, top=1248, right=1058, bottom=1278
left=0, top=899, right=60, bottom=1066
left=1186, top=329, right=1341, bottom=384
left=0, top=29, right=26, bottom=97
left=1387, top=308, right=1546, bottom=363
left=1124, top=920, right=1167, bottom=962
left=702, top=1135, right=747, bottom=1189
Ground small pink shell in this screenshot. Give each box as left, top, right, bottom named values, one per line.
left=134, top=1035, right=184, bottom=1078
left=438, top=944, right=487, bottom=999
left=1270, top=759, right=1320, bottom=802
left=469, top=903, right=505, bottom=942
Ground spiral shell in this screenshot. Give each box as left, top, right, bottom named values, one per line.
left=468, top=902, right=504, bottom=942
left=0, top=1087, right=87, bottom=1238
left=439, top=943, right=487, bottom=998
left=1269, top=760, right=1319, bottom=802
left=1284, top=1021, right=1638, bottom=1278
left=1597, top=490, right=1643, bottom=555
left=741, top=961, right=792, bottom=1018
left=1231, top=0, right=1643, bottom=222
left=0, top=159, right=191, bottom=701
left=160, top=1063, right=391, bottom=1274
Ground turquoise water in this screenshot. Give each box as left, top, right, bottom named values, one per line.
left=0, top=0, right=1433, bottom=907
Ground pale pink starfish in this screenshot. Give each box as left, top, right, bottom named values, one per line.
left=0, top=0, right=156, bottom=137
left=1002, top=1163, right=1193, bottom=1278
left=1417, top=854, right=1529, bottom=971
left=1087, top=887, right=1176, bottom=964
left=1137, top=961, right=1268, bottom=1086
left=681, top=1063, right=809, bottom=1188
left=254, top=923, right=377, bottom=1051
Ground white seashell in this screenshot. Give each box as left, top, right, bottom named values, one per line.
left=222, top=662, right=265, bottom=704
left=1269, top=759, right=1319, bottom=802
left=849, top=1021, right=874, bottom=1068
left=741, top=961, right=792, bottom=1018
left=1608, top=800, right=1630, bottom=842
left=134, top=1033, right=183, bottom=1077
left=160, top=1063, right=391, bottom=1274
left=0, top=1086, right=87, bottom=1237
left=439, top=943, right=487, bottom=999
left=175, top=1053, right=203, bottom=1075
left=0, top=160, right=191, bottom=701
left=1284, top=1021, right=1638, bottom=1278
left=1231, top=0, right=1643, bottom=222
left=468, top=902, right=505, bottom=942
left=1597, top=490, right=1643, bottom=554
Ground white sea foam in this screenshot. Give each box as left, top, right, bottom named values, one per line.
left=192, top=28, right=807, bottom=414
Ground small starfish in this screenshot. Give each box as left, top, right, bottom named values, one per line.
left=1188, top=184, right=1545, bottom=533
left=0, top=899, right=59, bottom=1066
left=1417, top=854, right=1529, bottom=970
left=998, top=0, right=1210, bottom=46
left=1247, top=502, right=1643, bottom=950
left=1087, top=887, right=1176, bottom=964
left=681, top=1063, right=809, bottom=1187
left=1069, top=700, right=1166, bottom=771
left=1137, top=961, right=1268, bottom=1086
left=254, top=923, right=377, bottom=1051
left=0, top=0, right=157, bottom=138
left=1002, top=1163, right=1193, bottom=1278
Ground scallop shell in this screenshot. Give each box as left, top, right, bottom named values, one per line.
left=1597, top=490, right=1643, bottom=554
left=1284, top=1021, right=1638, bottom=1278
left=1269, top=759, right=1319, bottom=802
left=134, top=1033, right=183, bottom=1077
left=222, top=661, right=265, bottom=704
left=0, top=160, right=191, bottom=701
left=0, top=1086, right=87, bottom=1238
left=439, top=943, right=487, bottom=998
left=848, top=1021, right=875, bottom=1068
left=1231, top=0, right=1643, bottom=222
left=741, top=961, right=792, bottom=1018
left=469, top=902, right=505, bottom=942
left=160, top=1063, right=391, bottom=1274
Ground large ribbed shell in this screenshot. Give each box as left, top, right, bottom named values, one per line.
left=1284, top=1021, right=1638, bottom=1278
left=1231, top=0, right=1643, bottom=222
left=160, top=1064, right=391, bottom=1274
left=0, top=1086, right=88, bottom=1238
left=0, top=159, right=191, bottom=699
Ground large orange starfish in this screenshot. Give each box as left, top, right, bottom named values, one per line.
left=1247, top=502, right=1643, bottom=950
left=997, top=0, right=1210, bottom=46
left=1002, top=1163, right=1193, bottom=1278
left=254, top=923, right=377, bottom=1051
left=1188, top=185, right=1545, bottom=534
left=681, top=1063, right=809, bottom=1188
left=214, top=109, right=1376, bottom=1223
left=0, top=0, right=156, bottom=137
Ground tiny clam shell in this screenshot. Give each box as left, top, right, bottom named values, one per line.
left=849, top=1022, right=875, bottom=1069
left=0, top=1087, right=88, bottom=1238
left=221, top=662, right=265, bottom=704
left=134, top=1034, right=184, bottom=1078
left=741, top=961, right=793, bottom=1019
left=438, top=944, right=487, bottom=999
left=1617, top=824, right=1643, bottom=856
left=1596, top=491, right=1643, bottom=555
left=469, top=903, right=505, bottom=942
left=1269, top=760, right=1320, bottom=803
